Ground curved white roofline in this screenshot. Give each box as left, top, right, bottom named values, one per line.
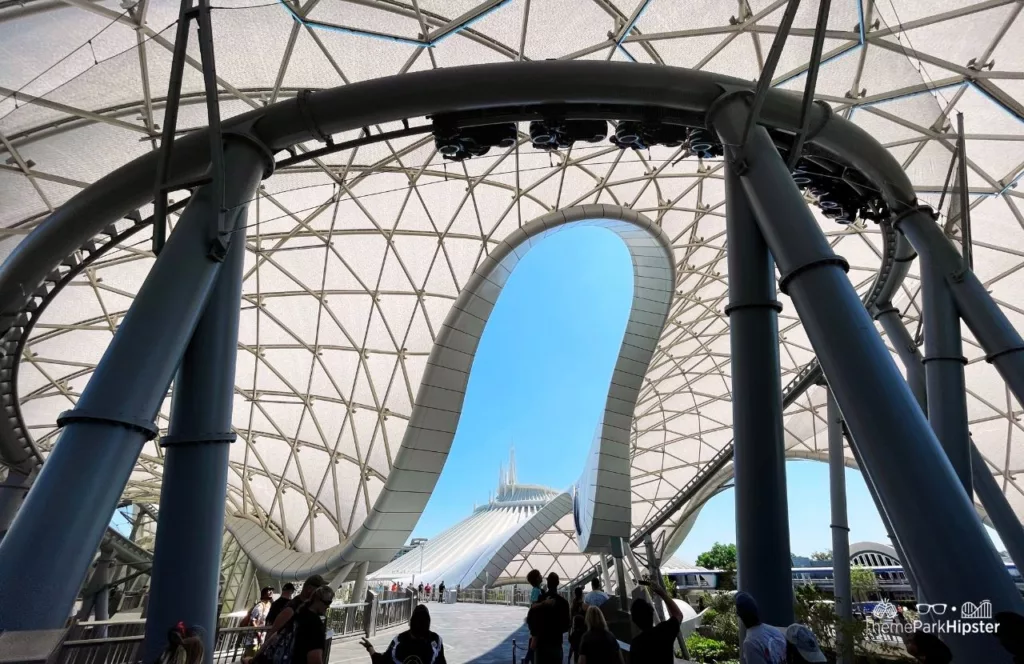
left=227, top=203, right=673, bottom=580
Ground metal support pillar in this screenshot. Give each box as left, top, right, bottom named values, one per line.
left=972, top=445, right=1024, bottom=571
left=600, top=557, right=612, bottom=594
left=956, top=113, right=973, bottom=270
left=713, top=96, right=1023, bottom=661
left=0, top=139, right=265, bottom=631
left=897, top=209, right=1024, bottom=422
left=351, top=561, right=369, bottom=602
left=610, top=538, right=630, bottom=607
left=725, top=162, right=793, bottom=627
left=72, top=544, right=114, bottom=638
left=0, top=466, right=30, bottom=541
left=874, top=306, right=927, bottom=409
left=826, top=389, right=852, bottom=664
left=920, top=254, right=972, bottom=494
left=845, top=438, right=921, bottom=597
left=879, top=303, right=1024, bottom=572
left=143, top=145, right=257, bottom=664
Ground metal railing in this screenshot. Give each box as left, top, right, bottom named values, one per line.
left=324, top=602, right=368, bottom=639
left=58, top=625, right=268, bottom=664
left=454, top=586, right=535, bottom=606
left=50, top=595, right=414, bottom=664
left=374, top=597, right=414, bottom=632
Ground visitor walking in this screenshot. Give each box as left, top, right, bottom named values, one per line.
left=523, top=569, right=545, bottom=664
left=783, top=624, right=826, bottom=663
left=438, top=580, right=446, bottom=601
left=361, top=604, right=446, bottom=663
left=270, top=586, right=335, bottom=664
left=266, top=574, right=326, bottom=636
left=527, top=570, right=544, bottom=604
left=577, top=606, right=623, bottom=664
left=735, top=592, right=787, bottom=664
left=628, top=580, right=683, bottom=664
left=567, top=609, right=586, bottom=664
left=265, top=583, right=294, bottom=626
left=570, top=586, right=586, bottom=618
left=583, top=578, right=609, bottom=608
left=526, top=573, right=570, bottom=664
left=243, top=586, right=274, bottom=657
left=418, top=582, right=424, bottom=597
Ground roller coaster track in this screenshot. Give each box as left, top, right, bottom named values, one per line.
left=0, top=79, right=910, bottom=578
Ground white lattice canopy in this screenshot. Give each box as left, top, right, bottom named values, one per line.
left=1, top=0, right=1023, bottom=570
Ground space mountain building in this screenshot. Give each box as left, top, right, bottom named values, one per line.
left=367, top=452, right=598, bottom=589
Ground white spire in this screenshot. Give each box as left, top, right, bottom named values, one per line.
left=508, top=445, right=517, bottom=487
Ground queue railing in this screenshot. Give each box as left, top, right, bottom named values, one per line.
left=46, top=594, right=412, bottom=664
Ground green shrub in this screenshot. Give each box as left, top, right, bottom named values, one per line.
left=696, top=592, right=739, bottom=649
left=685, top=634, right=729, bottom=663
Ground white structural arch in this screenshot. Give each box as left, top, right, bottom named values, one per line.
left=226, top=204, right=673, bottom=580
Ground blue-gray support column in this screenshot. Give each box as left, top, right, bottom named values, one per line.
left=0, top=466, right=30, bottom=541
left=0, top=139, right=265, bottom=631
left=142, top=162, right=254, bottom=664
left=874, top=305, right=927, bottom=409
left=610, top=537, right=630, bottom=607
left=897, top=208, right=1024, bottom=414
left=878, top=305, right=1024, bottom=573
left=844, top=437, right=922, bottom=598
left=725, top=162, right=793, bottom=627
left=972, top=444, right=1024, bottom=572
left=826, top=388, right=852, bottom=664
left=713, top=96, right=1023, bottom=661
left=920, top=255, right=972, bottom=493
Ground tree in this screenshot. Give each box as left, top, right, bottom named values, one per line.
left=696, top=542, right=737, bottom=590
left=661, top=574, right=677, bottom=597
left=849, top=565, right=878, bottom=602
left=810, top=550, right=833, bottom=562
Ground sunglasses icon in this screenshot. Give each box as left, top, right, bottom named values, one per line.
left=916, top=604, right=948, bottom=615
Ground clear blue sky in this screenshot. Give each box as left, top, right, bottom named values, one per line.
left=411, top=224, right=1008, bottom=560
left=411, top=226, right=634, bottom=537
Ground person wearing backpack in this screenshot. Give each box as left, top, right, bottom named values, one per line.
left=253, top=586, right=335, bottom=664
left=243, top=587, right=275, bottom=657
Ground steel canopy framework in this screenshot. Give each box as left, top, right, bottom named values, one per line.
left=0, top=0, right=1023, bottom=605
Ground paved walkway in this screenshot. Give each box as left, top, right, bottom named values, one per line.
left=329, top=602, right=530, bottom=664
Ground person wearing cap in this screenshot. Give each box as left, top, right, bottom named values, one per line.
left=735, top=592, right=787, bottom=664
left=266, top=574, right=326, bottom=637
left=243, top=586, right=275, bottom=656
left=784, top=624, right=826, bottom=663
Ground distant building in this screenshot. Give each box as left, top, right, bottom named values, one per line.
left=368, top=450, right=595, bottom=588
